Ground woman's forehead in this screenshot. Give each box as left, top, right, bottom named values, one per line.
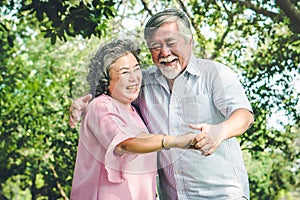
left=110, top=54, right=139, bottom=71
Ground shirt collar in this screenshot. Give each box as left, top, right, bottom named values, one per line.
left=184, top=53, right=200, bottom=76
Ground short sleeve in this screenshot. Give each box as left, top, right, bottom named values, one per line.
left=80, top=96, right=143, bottom=183
left=211, top=62, right=252, bottom=118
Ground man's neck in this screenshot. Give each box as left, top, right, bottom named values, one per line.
left=167, top=79, right=175, bottom=93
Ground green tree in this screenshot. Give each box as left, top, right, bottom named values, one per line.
left=0, top=9, right=101, bottom=199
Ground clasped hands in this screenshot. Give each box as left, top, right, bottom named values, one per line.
left=188, top=123, right=226, bottom=156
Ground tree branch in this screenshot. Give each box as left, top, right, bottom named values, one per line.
left=49, top=164, right=69, bottom=200
left=276, top=0, right=300, bottom=27
left=176, top=0, right=206, bottom=42
left=230, top=0, right=280, bottom=19
left=210, top=1, right=234, bottom=60
left=230, top=0, right=300, bottom=33
left=139, top=0, right=153, bottom=16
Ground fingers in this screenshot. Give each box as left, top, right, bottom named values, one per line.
left=189, top=123, right=216, bottom=156
left=69, top=110, right=77, bottom=129
left=82, top=94, right=93, bottom=103
left=194, top=141, right=214, bottom=156
left=189, top=123, right=202, bottom=130
left=69, top=108, right=82, bottom=128
left=68, top=118, right=76, bottom=129
left=68, top=94, right=91, bottom=129
left=193, top=139, right=207, bottom=150
left=199, top=143, right=214, bottom=156
left=192, top=135, right=217, bottom=156
left=69, top=102, right=82, bottom=129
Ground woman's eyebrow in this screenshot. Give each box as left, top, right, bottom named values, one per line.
left=118, top=63, right=139, bottom=71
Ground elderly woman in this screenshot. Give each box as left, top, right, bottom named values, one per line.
left=70, top=39, right=196, bottom=200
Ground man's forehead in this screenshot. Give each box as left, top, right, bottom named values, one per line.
left=149, top=30, right=183, bottom=41
left=154, top=27, right=181, bottom=35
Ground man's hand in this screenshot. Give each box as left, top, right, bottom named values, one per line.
left=68, top=94, right=92, bottom=128
left=189, top=123, right=226, bottom=156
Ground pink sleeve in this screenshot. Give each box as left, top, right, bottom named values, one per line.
left=83, top=97, right=138, bottom=183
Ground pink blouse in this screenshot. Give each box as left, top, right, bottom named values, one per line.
left=70, top=95, right=157, bottom=200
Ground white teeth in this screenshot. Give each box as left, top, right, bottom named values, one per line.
left=159, top=56, right=177, bottom=63
left=127, top=85, right=137, bottom=89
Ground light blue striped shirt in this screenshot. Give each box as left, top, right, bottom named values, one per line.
left=135, top=54, right=252, bottom=200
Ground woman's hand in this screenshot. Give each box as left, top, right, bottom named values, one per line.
left=167, top=132, right=198, bottom=149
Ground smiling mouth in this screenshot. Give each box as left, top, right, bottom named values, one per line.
left=127, top=85, right=139, bottom=90
left=159, top=56, right=178, bottom=65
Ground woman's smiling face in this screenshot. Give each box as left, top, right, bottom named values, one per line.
left=108, top=52, right=142, bottom=108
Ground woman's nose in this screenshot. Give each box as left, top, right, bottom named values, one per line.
left=128, top=71, right=140, bottom=81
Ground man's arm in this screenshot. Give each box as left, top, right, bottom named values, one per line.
left=190, top=108, right=254, bottom=156
left=68, top=94, right=93, bottom=128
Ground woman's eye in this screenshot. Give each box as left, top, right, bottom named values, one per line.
left=120, top=70, right=129, bottom=74
left=134, top=65, right=141, bottom=71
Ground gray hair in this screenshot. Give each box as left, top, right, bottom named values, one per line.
left=144, top=9, right=193, bottom=42
left=86, top=39, right=141, bottom=98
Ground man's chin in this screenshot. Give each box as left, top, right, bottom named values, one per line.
left=160, top=68, right=180, bottom=79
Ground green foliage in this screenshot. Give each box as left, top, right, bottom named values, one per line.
left=1, top=0, right=299, bottom=199
left=0, top=14, right=98, bottom=198
left=12, top=0, right=116, bottom=44
left=244, top=129, right=300, bottom=200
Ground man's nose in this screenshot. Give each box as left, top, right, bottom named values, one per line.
left=160, top=44, right=171, bottom=56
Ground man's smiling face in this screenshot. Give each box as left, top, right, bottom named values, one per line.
left=147, top=22, right=193, bottom=80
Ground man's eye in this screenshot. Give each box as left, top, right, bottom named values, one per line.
left=150, top=46, right=161, bottom=50
left=167, top=41, right=177, bottom=47
left=149, top=43, right=161, bottom=50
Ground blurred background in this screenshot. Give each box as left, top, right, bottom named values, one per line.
left=0, top=0, right=299, bottom=199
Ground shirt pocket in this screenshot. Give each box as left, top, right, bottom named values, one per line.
left=179, top=94, right=211, bottom=124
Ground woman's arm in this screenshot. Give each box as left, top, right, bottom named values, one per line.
left=114, top=132, right=196, bottom=155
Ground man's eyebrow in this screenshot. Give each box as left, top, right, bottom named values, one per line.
left=148, top=41, right=160, bottom=46
left=149, top=37, right=177, bottom=44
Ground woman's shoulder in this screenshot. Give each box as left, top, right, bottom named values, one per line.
left=88, top=94, right=114, bottom=110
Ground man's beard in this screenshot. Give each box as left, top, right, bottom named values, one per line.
left=159, top=63, right=181, bottom=79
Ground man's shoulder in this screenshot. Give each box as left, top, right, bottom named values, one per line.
left=142, top=66, right=157, bottom=76
left=192, top=56, right=233, bottom=75
left=141, top=66, right=160, bottom=84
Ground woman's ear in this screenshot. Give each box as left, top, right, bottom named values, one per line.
left=189, top=37, right=193, bottom=45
